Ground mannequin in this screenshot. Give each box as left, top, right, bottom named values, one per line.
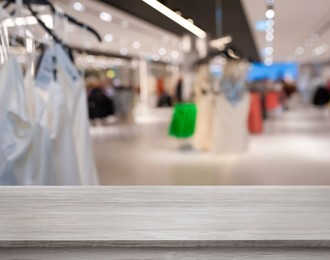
left=192, top=63, right=214, bottom=151
left=212, top=59, right=250, bottom=154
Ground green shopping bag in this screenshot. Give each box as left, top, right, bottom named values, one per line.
left=169, top=103, right=197, bottom=138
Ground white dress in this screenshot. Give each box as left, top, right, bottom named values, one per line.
left=54, top=45, right=98, bottom=185
left=0, top=56, right=52, bottom=185
left=192, top=65, right=214, bottom=151
left=212, top=93, right=250, bottom=154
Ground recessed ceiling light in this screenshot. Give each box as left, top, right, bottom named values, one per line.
left=132, top=41, right=141, bottom=49
left=104, top=34, right=114, bottom=42
left=295, top=47, right=304, bottom=55
left=171, top=50, right=179, bottom=59
left=142, top=0, right=207, bottom=38
left=265, top=47, right=273, bottom=55
left=265, top=9, right=275, bottom=19
left=120, top=48, right=128, bottom=56
left=158, top=47, right=167, bottom=56
left=73, top=2, right=85, bottom=12
left=266, top=33, right=274, bottom=41
left=99, top=12, right=112, bottom=22
left=152, top=54, right=160, bottom=61
left=187, top=18, right=194, bottom=24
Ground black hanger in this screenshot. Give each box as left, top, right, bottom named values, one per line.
left=2, top=0, right=102, bottom=43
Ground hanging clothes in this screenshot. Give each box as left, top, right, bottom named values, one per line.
left=34, top=46, right=80, bottom=185
left=192, top=64, right=214, bottom=151
left=0, top=55, right=54, bottom=185
left=212, top=94, right=250, bottom=154
left=212, top=60, right=250, bottom=154
left=54, top=44, right=99, bottom=185
left=248, top=92, right=263, bottom=134
left=169, top=103, right=197, bottom=139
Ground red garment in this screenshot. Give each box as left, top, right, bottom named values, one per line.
left=266, top=91, right=280, bottom=110
left=248, top=93, right=263, bottom=134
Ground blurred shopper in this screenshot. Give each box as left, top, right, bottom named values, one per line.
left=175, top=78, right=183, bottom=103
left=88, top=87, right=112, bottom=125
left=313, top=85, right=330, bottom=107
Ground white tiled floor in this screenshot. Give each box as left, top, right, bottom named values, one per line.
left=92, top=98, right=330, bottom=185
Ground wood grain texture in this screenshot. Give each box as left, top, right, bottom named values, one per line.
left=1, top=187, right=330, bottom=248
left=2, top=248, right=330, bottom=260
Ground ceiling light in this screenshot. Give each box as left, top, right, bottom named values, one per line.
left=265, top=9, right=275, bottom=19
left=152, top=54, right=160, bottom=61
left=158, top=47, right=167, bottom=56
left=266, top=27, right=274, bottom=34
left=266, top=33, right=274, bottom=41
left=265, top=58, right=273, bottom=66
left=132, top=41, right=141, bottom=49
left=265, top=47, right=273, bottom=55
left=266, top=20, right=275, bottom=27
left=295, top=47, right=304, bottom=55
left=171, top=50, right=179, bottom=59
left=120, top=48, right=128, bottom=56
left=99, top=12, right=112, bottom=22
left=142, top=0, right=207, bottom=38
left=104, top=34, right=114, bottom=42
left=73, top=2, right=85, bottom=12
left=187, top=18, right=194, bottom=24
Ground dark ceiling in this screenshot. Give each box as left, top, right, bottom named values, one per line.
left=100, top=0, right=260, bottom=61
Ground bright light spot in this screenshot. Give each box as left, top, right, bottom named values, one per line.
left=266, top=27, right=274, bottom=34
left=99, top=12, right=112, bottom=22
left=106, top=70, right=116, bottom=79
left=171, top=50, right=179, bottom=59
left=187, top=18, right=194, bottom=24
left=73, top=2, right=85, bottom=12
left=265, top=59, right=273, bottom=66
left=266, top=20, right=275, bottom=27
left=120, top=48, right=128, bottom=56
left=265, top=9, right=275, bottom=19
left=266, top=33, right=274, bottom=41
left=158, top=47, right=167, bottom=56
left=152, top=54, right=160, bottom=61
left=104, top=34, right=114, bottom=42
left=265, top=47, right=273, bottom=55
left=295, top=47, right=304, bottom=55
left=132, top=41, right=141, bottom=49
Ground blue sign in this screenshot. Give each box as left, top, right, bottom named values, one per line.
left=247, top=62, right=299, bottom=82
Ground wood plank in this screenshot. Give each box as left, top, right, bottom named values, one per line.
left=2, top=248, right=330, bottom=260
left=1, top=187, right=330, bottom=247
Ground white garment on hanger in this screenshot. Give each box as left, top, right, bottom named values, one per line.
left=212, top=93, right=250, bottom=154
left=46, top=79, right=81, bottom=185
left=0, top=56, right=36, bottom=185
left=193, top=65, right=214, bottom=151
left=54, top=44, right=98, bottom=185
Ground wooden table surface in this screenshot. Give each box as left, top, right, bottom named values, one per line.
left=1, top=186, right=330, bottom=248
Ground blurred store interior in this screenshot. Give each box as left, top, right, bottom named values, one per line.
left=1, top=0, right=330, bottom=185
